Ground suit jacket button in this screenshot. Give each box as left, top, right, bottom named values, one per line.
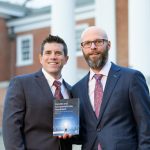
left=97, top=128, right=101, bottom=132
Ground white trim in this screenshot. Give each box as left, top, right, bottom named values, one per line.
left=0, top=7, right=25, bottom=17
left=75, top=5, right=95, bottom=20
left=128, top=0, right=150, bottom=76
left=95, top=0, right=116, bottom=63
left=16, top=34, right=33, bottom=67
left=76, top=11, right=94, bottom=21
left=0, top=81, right=9, bottom=88
left=75, top=5, right=95, bottom=14
left=0, top=13, right=11, bottom=19
left=14, top=20, right=51, bottom=33
left=7, top=14, right=51, bottom=32
left=6, top=5, right=95, bottom=33
left=75, top=23, right=89, bottom=30
left=7, top=14, right=51, bottom=27
left=75, top=23, right=89, bottom=52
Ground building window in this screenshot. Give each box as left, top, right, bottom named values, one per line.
left=16, top=35, right=33, bottom=66
left=75, top=24, right=88, bottom=55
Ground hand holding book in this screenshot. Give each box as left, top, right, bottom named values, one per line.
left=53, top=98, right=79, bottom=136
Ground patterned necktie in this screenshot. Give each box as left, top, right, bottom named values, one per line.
left=94, top=74, right=103, bottom=150
left=94, top=74, right=103, bottom=118
left=53, top=80, right=64, bottom=99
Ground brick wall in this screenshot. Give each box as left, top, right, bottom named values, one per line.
left=0, top=17, right=11, bottom=81
left=0, top=0, right=131, bottom=129
left=0, top=83, right=8, bottom=127
left=116, top=0, right=129, bottom=66
left=11, top=27, right=50, bottom=76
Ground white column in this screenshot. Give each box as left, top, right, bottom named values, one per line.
left=51, top=0, right=77, bottom=85
left=95, top=0, right=116, bottom=63
left=129, top=0, right=150, bottom=88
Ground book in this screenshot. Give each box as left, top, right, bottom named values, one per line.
left=53, top=98, right=79, bottom=136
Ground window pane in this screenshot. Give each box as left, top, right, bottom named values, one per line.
left=21, top=39, right=30, bottom=60
left=16, top=34, right=33, bottom=67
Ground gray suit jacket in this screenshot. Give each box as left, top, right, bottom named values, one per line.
left=72, top=63, right=150, bottom=150
left=2, top=70, right=72, bottom=150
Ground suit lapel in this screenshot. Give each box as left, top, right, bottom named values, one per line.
left=34, top=70, right=54, bottom=106
left=63, top=80, right=72, bottom=97
left=34, top=70, right=71, bottom=101
left=98, top=63, right=121, bottom=122
left=83, top=73, right=98, bottom=121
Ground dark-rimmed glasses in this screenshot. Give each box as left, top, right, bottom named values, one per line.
left=81, top=39, right=108, bottom=48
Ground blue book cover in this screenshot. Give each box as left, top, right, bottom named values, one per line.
left=53, top=98, right=79, bottom=136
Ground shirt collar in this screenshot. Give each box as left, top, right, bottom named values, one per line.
left=89, top=59, right=112, bottom=80
left=42, top=68, right=63, bottom=87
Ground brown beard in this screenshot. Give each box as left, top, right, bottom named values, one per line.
left=83, top=47, right=109, bottom=70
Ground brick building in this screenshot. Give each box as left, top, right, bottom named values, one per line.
left=0, top=0, right=150, bottom=129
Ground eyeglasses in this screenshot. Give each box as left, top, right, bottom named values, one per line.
left=81, top=39, right=108, bottom=48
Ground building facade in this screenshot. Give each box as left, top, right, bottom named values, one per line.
left=0, top=0, right=150, bottom=128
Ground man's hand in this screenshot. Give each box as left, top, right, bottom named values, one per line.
left=58, top=134, right=72, bottom=139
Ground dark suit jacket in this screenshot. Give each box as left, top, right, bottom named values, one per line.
left=2, top=70, right=72, bottom=150
left=71, top=63, right=150, bottom=150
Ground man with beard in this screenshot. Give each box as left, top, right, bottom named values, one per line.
left=71, top=26, right=150, bottom=150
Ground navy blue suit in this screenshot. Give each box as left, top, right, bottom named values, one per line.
left=2, top=70, right=72, bottom=150
left=72, top=63, right=150, bottom=150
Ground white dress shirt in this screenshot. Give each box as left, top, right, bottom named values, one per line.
left=42, top=68, right=69, bottom=99
left=88, top=60, right=112, bottom=110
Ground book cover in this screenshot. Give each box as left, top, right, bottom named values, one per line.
left=53, top=98, right=79, bottom=136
